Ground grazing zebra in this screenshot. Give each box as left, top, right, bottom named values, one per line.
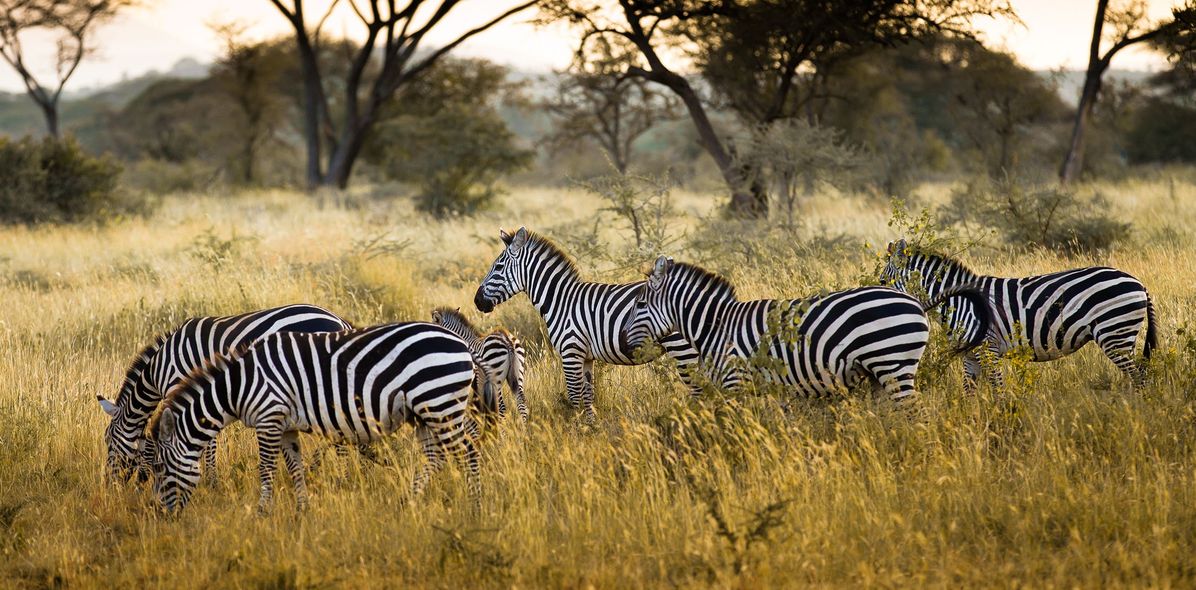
left=432, top=307, right=528, bottom=423
left=97, top=304, right=352, bottom=483
left=147, top=322, right=487, bottom=513
left=879, top=238, right=1157, bottom=388
left=619, top=256, right=992, bottom=400
left=473, top=227, right=699, bottom=422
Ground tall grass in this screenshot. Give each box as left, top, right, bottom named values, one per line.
left=1, top=179, right=1195, bottom=587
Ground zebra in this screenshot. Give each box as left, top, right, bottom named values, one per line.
left=619, top=256, right=993, bottom=400
left=97, top=304, right=352, bottom=483
left=432, top=307, right=528, bottom=423
left=146, top=322, right=488, bottom=513
left=473, top=226, right=700, bottom=422
left=879, top=238, right=1158, bottom=388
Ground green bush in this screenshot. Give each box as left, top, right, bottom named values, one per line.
left=0, top=135, right=135, bottom=223
left=941, top=178, right=1130, bottom=254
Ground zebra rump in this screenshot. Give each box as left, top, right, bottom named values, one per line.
left=147, top=321, right=485, bottom=513
left=97, top=304, right=352, bottom=483
left=881, top=238, right=1156, bottom=387
left=620, top=256, right=992, bottom=401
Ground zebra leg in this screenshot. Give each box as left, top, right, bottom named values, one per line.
left=435, top=422, right=482, bottom=510
left=512, top=376, right=529, bottom=424
left=868, top=361, right=919, bottom=404
left=254, top=422, right=284, bottom=513
left=581, top=359, right=597, bottom=424
left=201, top=436, right=218, bottom=483
left=1096, top=331, right=1145, bottom=388
left=411, top=424, right=446, bottom=496
left=561, top=355, right=591, bottom=419
left=963, top=351, right=982, bottom=394
left=281, top=431, right=308, bottom=511
left=509, top=345, right=528, bottom=423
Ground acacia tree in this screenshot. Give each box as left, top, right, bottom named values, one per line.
left=693, top=0, right=1014, bottom=126
left=0, top=0, right=131, bottom=137
left=1058, top=0, right=1179, bottom=184
left=544, top=0, right=1013, bottom=218
left=542, top=1, right=770, bottom=215
left=545, top=36, right=679, bottom=174
left=267, top=0, right=538, bottom=190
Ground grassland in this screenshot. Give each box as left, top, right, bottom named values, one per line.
left=1, top=178, right=1196, bottom=588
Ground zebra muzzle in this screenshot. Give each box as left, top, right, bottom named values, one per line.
left=474, top=288, right=495, bottom=313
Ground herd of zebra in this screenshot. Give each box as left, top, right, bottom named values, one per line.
left=97, top=227, right=1157, bottom=513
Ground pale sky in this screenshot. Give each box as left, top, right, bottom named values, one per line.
left=0, top=0, right=1185, bottom=94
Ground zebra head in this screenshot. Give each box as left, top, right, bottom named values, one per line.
left=98, top=394, right=149, bottom=484
left=148, top=406, right=202, bottom=514
left=879, top=239, right=913, bottom=290
left=621, top=256, right=677, bottom=350
left=475, top=227, right=530, bottom=313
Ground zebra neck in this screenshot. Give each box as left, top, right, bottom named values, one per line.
left=674, top=286, right=735, bottom=354
left=522, top=258, right=580, bottom=316
left=921, top=260, right=979, bottom=299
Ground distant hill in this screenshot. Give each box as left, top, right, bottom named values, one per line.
left=0, top=58, right=210, bottom=139
left=1038, top=69, right=1157, bottom=104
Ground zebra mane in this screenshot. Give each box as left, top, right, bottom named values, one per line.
left=115, top=332, right=170, bottom=405
left=522, top=230, right=582, bottom=281
left=433, top=306, right=481, bottom=340
left=673, top=262, right=739, bottom=301
left=908, top=245, right=979, bottom=277
left=145, top=346, right=243, bottom=439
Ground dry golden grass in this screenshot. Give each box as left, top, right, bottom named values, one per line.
left=1, top=178, right=1196, bottom=588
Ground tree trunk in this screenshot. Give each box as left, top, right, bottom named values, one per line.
left=295, top=36, right=323, bottom=190
left=665, top=74, right=766, bottom=218
left=37, top=99, right=59, bottom=139
left=1060, top=67, right=1103, bottom=185
left=324, top=119, right=372, bottom=189
left=1060, top=0, right=1109, bottom=185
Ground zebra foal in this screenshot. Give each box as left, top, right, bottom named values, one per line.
left=620, top=257, right=992, bottom=400
left=432, top=307, right=528, bottom=423
left=97, top=304, right=352, bottom=483
left=147, top=322, right=490, bottom=513
left=879, top=239, right=1157, bottom=388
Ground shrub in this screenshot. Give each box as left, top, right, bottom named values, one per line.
left=0, top=135, right=135, bottom=223
left=941, top=178, right=1130, bottom=254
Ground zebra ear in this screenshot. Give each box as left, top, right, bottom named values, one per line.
left=431, top=309, right=441, bottom=322
left=510, top=227, right=529, bottom=251
left=157, top=408, right=176, bottom=441
left=889, top=239, right=908, bottom=256
left=499, top=228, right=513, bottom=245
left=652, top=256, right=673, bottom=274
left=98, top=395, right=118, bottom=416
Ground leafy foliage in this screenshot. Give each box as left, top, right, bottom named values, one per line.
left=0, top=135, right=136, bottom=223
left=941, top=178, right=1131, bottom=253
left=366, top=58, right=532, bottom=217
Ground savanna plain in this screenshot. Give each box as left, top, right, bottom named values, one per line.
left=2, top=178, right=1196, bottom=589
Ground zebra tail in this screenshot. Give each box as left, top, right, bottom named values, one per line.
left=923, top=285, right=993, bottom=355
left=1144, top=292, right=1158, bottom=360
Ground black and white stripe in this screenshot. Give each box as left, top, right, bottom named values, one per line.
left=98, top=304, right=352, bottom=483
left=147, top=322, right=484, bottom=513
left=880, top=239, right=1157, bottom=387
left=473, top=227, right=699, bottom=422
left=619, top=257, right=992, bottom=400
left=432, top=307, right=528, bottom=422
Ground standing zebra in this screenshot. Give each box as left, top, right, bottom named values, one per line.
left=432, top=307, right=528, bottom=423
left=879, top=239, right=1157, bottom=388
left=473, top=227, right=699, bottom=422
left=147, top=322, right=487, bottom=513
left=620, top=257, right=992, bottom=400
left=98, top=304, right=353, bottom=483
